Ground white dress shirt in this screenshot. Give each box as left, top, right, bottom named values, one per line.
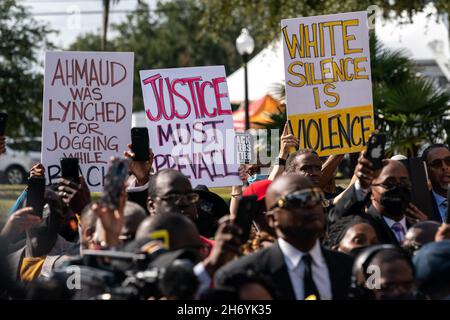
left=278, top=238, right=332, bottom=300
left=382, top=215, right=407, bottom=242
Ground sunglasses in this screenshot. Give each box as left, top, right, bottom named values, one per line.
left=157, top=192, right=200, bottom=205
left=269, top=188, right=325, bottom=210
left=428, top=156, right=450, bottom=169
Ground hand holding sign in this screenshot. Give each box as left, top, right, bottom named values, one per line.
left=280, top=121, right=299, bottom=160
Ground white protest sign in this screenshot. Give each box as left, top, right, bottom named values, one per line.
left=235, top=132, right=253, bottom=164
left=139, top=66, right=241, bottom=187
left=42, top=51, right=134, bottom=191
left=281, top=11, right=375, bottom=156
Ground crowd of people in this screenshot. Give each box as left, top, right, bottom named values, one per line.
left=0, top=126, right=449, bottom=300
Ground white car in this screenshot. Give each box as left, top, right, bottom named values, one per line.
left=0, top=139, right=41, bottom=184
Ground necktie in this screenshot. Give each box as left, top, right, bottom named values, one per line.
left=302, top=254, right=321, bottom=300
left=391, top=222, right=405, bottom=242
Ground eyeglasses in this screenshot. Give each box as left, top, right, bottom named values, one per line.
left=157, top=192, right=200, bottom=205
left=428, top=156, right=450, bottom=169
left=269, top=188, right=325, bottom=210
left=372, top=180, right=412, bottom=190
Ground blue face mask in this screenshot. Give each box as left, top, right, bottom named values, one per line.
left=247, top=174, right=269, bottom=184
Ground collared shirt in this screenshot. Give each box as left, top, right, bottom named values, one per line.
left=382, top=216, right=407, bottom=242
left=126, top=176, right=149, bottom=193
left=278, top=238, right=332, bottom=300
left=432, top=191, right=447, bottom=222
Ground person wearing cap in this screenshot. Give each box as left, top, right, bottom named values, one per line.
left=240, top=179, right=274, bottom=237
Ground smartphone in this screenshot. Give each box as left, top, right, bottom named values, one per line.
left=0, top=112, right=7, bottom=136
left=99, top=157, right=130, bottom=210
left=446, top=185, right=450, bottom=224
left=27, top=177, right=46, bottom=218
left=131, top=127, right=150, bottom=161
left=60, top=157, right=80, bottom=185
left=235, top=195, right=258, bottom=243
left=365, top=133, right=386, bottom=170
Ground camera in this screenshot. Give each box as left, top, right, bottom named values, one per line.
left=39, top=246, right=200, bottom=300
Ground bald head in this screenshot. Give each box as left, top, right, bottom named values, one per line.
left=376, top=160, right=409, bottom=180
left=404, top=221, right=440, bottom=248
left=265, top=174, right=313, bottom=210
left=135, top=213, right=201, bottom=250
left=147, top=169, right=197, bottom=220
left=148, top=169, right=192, bottom=199
left=370, top=159, right=411, bottom=219
left=265, top=174, right=325, bottom=248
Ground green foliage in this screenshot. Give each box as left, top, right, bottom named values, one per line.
left=199, top=0, right=450, bottom=46
left=71, top=0, right=260, bottom=111
left=0, top=0, right=54, bottom=138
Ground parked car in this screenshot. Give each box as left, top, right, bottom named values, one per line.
left=0, top=138, right=41, bottom=184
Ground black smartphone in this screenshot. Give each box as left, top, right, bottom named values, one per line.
left=235, top=195, right=258, bottom=243
left=131, top=127, right=150, bottom=161
left=99, top=158, right=130, bottom=210
left=446, top=185, right=450, bottom=224
left=0, top=112, right=7, bottom=136
left=365, top=133, right=386, bottom=170
left=60, top=157, right=80, bottom=185
left=27, top=177, right=46, bottom=218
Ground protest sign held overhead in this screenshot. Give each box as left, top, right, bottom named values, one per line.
left=281, top=11, right=375, bottom=156
left=139, top=66, right=241, bottom=187
left=41, top=51, right=134, bottom=191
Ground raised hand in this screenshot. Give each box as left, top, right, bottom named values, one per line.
left=124, top=143, right=153, bottom=186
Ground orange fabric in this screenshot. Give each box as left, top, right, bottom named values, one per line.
left=233, top=95, right=283, bottom=131
left=20, top=257, right=45, bottom=281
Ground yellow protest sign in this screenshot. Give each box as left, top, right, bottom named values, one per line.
left=281, top=12, right=375, bottom=156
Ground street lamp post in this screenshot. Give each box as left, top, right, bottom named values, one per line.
left=236, top=28, right=255, bottom=131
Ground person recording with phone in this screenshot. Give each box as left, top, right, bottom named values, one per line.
left=4, top=189, right=79, bottom=284
left=330, top=153, right=414, bottom=245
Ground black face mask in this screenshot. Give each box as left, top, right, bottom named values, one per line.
left=380, top=186, right=411, bottom=217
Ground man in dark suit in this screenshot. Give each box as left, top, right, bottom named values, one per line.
left=420, top=144, right=450, bottom=223
left=330, top=153, right=414, bottom=245
left=215, top=174, right=353, bottom=300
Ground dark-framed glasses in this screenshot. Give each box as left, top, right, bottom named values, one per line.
left=157, top=192, right=200, bottom=205
left=428, top=156, right=450, bottom=169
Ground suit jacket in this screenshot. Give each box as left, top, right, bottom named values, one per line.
left=215, top=241, right=354, bottom=300
left=329, top=184, right=411, bottom=245
left=429, top=191, right=444, bottom=223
